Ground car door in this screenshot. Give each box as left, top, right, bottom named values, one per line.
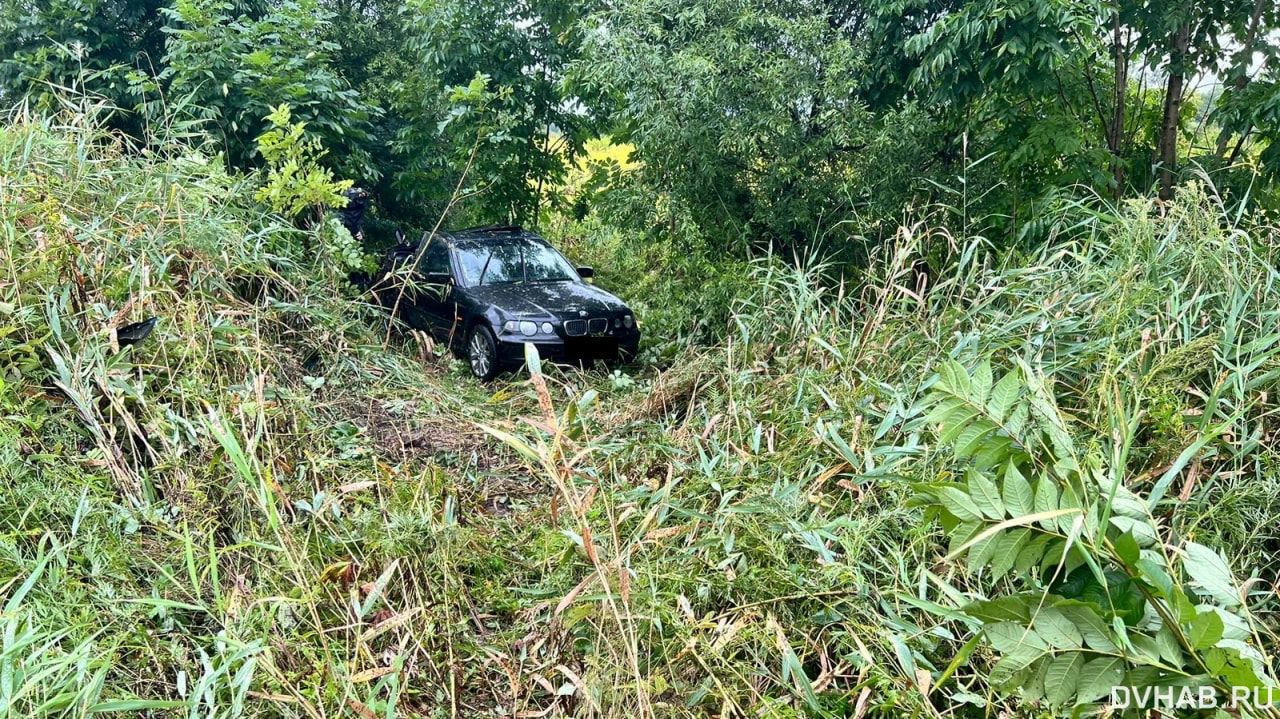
left=374, top=245, right=419, bottom=320
left=412, top=238, right=456, bottom=338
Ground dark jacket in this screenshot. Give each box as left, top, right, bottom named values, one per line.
left=337, top=187, right=369, bottom=237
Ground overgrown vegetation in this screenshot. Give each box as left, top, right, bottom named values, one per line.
left=5, top=0, right=1280, bottom=715
left=3, top=99, right=1279, bottom=716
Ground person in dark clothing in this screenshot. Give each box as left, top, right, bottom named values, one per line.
left=337, top=187, right=370, bottom=240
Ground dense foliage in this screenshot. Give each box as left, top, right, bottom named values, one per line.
left=3, top=0, right=1278, bottom=248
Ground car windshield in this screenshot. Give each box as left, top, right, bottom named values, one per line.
left=455, top=240, right=579, bottom=286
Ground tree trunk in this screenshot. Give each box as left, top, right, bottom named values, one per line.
left=1109, top=9, right=1128, bottom=199
left=1158, top=22, right=1190, bottom=201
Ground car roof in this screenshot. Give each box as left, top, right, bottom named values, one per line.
left=434, top=225, right=549, bottom=248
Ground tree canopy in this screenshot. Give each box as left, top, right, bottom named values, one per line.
left=1, top=0, right=1277, bottom=248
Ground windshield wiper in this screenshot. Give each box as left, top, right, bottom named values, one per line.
left=477, top=251, right=494, bottom=286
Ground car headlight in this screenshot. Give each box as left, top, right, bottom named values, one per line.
left=503, top=321, right=517, bottom=332
left=519, top=321, right=537, bottom=336
left=623, top=314, right=634, bottom=328
left=540, top=322, right=554, bottom=334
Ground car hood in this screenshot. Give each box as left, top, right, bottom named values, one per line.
left=464, top=280, right=630, bottom=319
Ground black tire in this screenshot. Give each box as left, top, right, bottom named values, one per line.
left=466, top=323, right=500, bottom=381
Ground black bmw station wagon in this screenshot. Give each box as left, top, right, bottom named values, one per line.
left=371, top=226, right=640, bottom=380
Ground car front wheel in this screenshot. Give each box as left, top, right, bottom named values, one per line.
left=467, top=324, right=499, bottom=381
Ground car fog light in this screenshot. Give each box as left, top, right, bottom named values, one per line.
left=623, top=315, right=634, bottom=328
left=519, top=321, right=537, bottom=336
left=540, top=322, right=554, bottom=334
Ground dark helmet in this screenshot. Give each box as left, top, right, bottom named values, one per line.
left=343, top=186, right=369, bottom=208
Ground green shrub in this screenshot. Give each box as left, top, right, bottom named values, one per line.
left=914, top=359, right=1276, bottom=711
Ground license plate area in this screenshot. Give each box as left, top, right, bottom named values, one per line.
left=564, top=337, right=618, bottom=360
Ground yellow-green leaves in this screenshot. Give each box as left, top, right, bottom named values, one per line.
left=254, top=103, right=352, bottom=222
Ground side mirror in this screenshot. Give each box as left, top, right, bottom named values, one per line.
left=390, top=250, right=414, bottom=268
left=395, top=227, right=407, bottom=245
left=576, top=266, right=594, bottom=279
left=424, top=272, right=452, bottom=285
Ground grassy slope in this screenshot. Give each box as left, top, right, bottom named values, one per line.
left=2, top=116, right=1279, bottom=718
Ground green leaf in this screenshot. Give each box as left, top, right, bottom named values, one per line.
left=888, top=633, right=917, bottom=680
left=1072, top=570, right=1147, bottom=626
left=1111, top=531, right=1141, bottom=567
left=1005, top=402, right=1031, bottom=439
left=525, top=341, right=544, bottom=376
left=990, top=647, right=1046, bottom=686
left=936, top=486, right=984, bottom=522
left=1056, top=484, right=1081, bottom=534
left=1022, top=652, right=1053, bottom=700
left=1040, top=538, right=1075, bottom=575
left=1034, top=477, right=1059, bottom=524
left=1055, top=602, right=1118, bottom=652
left=1075, top=656, right=1124, bottom=703
left=986, top=622, right=1048, bottom=653
left=1147, top=431, right=1221, bottom=508
left=963, top=595, right=1034, bottom=623
left=1135, top=558, right=1182, bottom=611
left=954, top=422, right=995, bottom=459
left=1182, top=542, right=1240, bottom=607
left=968, top=469, right=1005, bottom=519
left=922, top=396, right=966, bottom=427
left=1214, top=646, right=1266, bottom=688
left=989, top=528, right=1030, bottom=580
left=938, top=360, right=972, bottom=395
left=776, top=620, right=819, bottom=710
left=949, top=520, right=984, bottom=557
left=1130, top=633, right=1163, bottom=665
left=1021, top=361, right=1076, bottom=460
left=1110, top=516, right=1160, bottom=547
left=972, top=434, right=1016, bottom=469
left=1002, top=461, right=1034, bottom=516
left=4, top=542, right=54, bottom=614
left=359, top=558, right=400, bottom=618
left=1044, top=651, right=1085, bottom=706
left=972, top=361, right=993, bottom=405
left=88, top=700, right=189, bottom=711
left=938, top=408, right=982, bottom=443
left=988, top=368, right=1022, bottom=423
left=1015, top=534, right=1056, bottom=576
left=1187, top=610, right=1225, bottom=650
left=968, top=531, right=999, bottom=569
left=947, top=509, right=1078, bottom=561
left=478, top=424, right=541, bottom=463
left=1155, top=624, right=1185, bottom=666
left=1033, top=607, right=1083, bottom=649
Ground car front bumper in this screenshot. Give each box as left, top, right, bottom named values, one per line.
left=494, top=329, right=640, bottom=366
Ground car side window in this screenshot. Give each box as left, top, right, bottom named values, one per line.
left=417, top=241, right=451, bottom=280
